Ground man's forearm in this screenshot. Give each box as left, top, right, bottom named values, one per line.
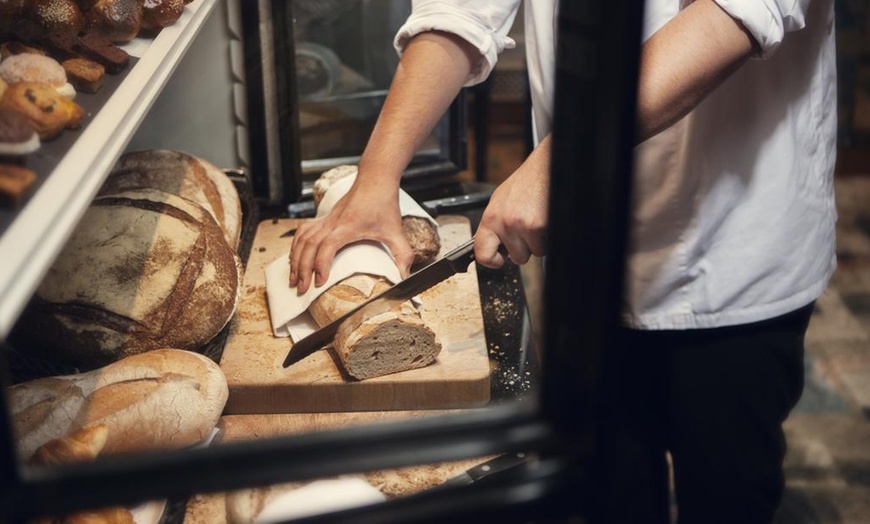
left=636, top=0, right=757, bottom=143
left=357, top=31, right=478, bottom=192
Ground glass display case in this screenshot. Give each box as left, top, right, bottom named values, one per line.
left=240, top=0, right=466, bottom=207
left=290, top=0, right=465, bottom=182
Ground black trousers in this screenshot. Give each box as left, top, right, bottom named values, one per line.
left=597, top=303, right=813, bottom=524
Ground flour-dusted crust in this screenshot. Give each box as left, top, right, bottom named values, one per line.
left=311, top=164, right=357, bottom=207
left=100, top=149, right=242, bottom=251
left=195, top=154, right=243, bottom=251
left=13, top=188, right=241, bottom=367
left=402, top=216, right=440, bottom=268
left=7, top=349, right=228, bottom=461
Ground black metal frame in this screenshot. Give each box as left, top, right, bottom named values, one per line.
left=239, top=0, right=304, bottom=208
left=0, top=0, right=644, bottom=520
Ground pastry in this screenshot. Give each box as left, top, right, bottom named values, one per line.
left=141, top=0, right=183, bottom=31
left=0, top=107, right=40, bottom=155
left=8, top=17, right=49, bottom=44
left=62, top=57, right=103, bottom=93
left=0, top=82, right=84, bottom=139
left=0, top=77, right=6, bottom=99
left=85, top=0, right=143, bottom=43
left=0, top=162, right=37, bottom=206
left=75, top=33, right=130, bottom=73
left=0, top=40, right=46, bottom=60
left=0, top=53, right=76, bottom=99
left=23, top=0, right=84, bottom=35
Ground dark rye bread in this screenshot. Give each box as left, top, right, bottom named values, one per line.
left=11, top=188, right=241, bottom=369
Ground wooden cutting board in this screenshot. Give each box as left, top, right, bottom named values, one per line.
left=220, top=215, right=491, bottom=414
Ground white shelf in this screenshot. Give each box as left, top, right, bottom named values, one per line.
left=0, top=0, right=220, bottom=340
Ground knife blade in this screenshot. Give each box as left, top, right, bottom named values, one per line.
left=282, top=238, right=477, bottom=368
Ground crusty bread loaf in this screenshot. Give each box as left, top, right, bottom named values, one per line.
left=195, top=154, right=243, bottom=251
left=53, top=507, right=135, bottom=524
left=8, top=349, right=228, bottom=461
left=100, top=149, right=242, bottom=251
left=12, top=188, right=241, bottom=368
left=29, top=426, right=137, bottom=523
left=31, top=425, right=108, bottom=465
left=401, top=216, right=440, bottom=268
left=309, top=274, right=440, bottom=380
left=311, top=164, right=358, bottom=207
left=307, top=166, right=442, bottom=380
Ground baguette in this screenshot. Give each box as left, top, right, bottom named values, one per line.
left=7, top=349, right=228, bottom=461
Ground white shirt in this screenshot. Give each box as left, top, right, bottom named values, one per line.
left=395, top=0, right=838, bottom=330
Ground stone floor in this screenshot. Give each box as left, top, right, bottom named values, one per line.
left=774, top=175, right=870, bottom=523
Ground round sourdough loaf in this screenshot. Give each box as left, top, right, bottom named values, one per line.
left=195, top=154, right=242, bottom=250
left=99, top=149, right=242, bottom=250
left=13, top=188, right=241, bottom=368
left=7, top=349, right=228, bottom=460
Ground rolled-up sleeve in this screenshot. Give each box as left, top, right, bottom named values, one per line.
left=394, top=0, right=521, bottom=86
left=712, top=0, right=812, bottom=58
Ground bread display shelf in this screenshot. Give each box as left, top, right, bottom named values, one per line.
left=0, top=0, right=219, bottom=340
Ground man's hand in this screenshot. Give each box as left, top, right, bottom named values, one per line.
left=289, top=185, right=414, bottom=293
left=475, top=135, right=551, bottom=268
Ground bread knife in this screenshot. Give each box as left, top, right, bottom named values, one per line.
left=282, top=238, right=476, bottom=368
left=441, top=452, right=531, bottom=487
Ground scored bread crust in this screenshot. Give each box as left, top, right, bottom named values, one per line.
left=7, top=349, right=228, bottom=461
left=13, top=188, right=241, bottom=368
left=195, top=155, right=243, bottom=251
left=100, top=149, right=241, bottom=251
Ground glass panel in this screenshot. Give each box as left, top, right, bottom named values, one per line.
left=292, top=0, right=455, bottom=179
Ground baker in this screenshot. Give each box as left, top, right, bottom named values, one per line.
left=288, top=1, right=837, bottom=522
